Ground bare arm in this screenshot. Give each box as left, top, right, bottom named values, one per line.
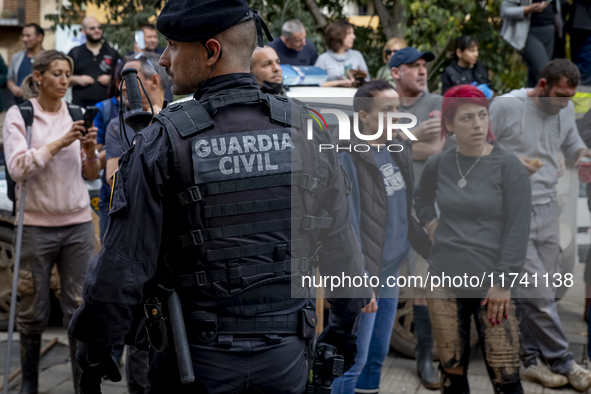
left=106, top=157, right=119, bottom=186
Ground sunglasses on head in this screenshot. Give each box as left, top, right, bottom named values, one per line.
left=385, top=49, right=397, bottom=56
left=134, top=53, right=157, bottom=70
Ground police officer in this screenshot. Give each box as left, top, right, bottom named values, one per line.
left=68, top=1, right=370, bottom=393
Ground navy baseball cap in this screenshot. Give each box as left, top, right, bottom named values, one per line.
left=389, top=47, right=435, bottom=69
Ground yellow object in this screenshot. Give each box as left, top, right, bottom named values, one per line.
left=573, top=92, right=591, bottom=114
left=109, top=172, right=116, bottom=211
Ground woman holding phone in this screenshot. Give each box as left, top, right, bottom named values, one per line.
left=2, top=49, right=100, bottom=394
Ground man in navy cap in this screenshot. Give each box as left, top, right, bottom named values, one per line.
left=68, top=1, right=370, bottom=393
left=390, top=46, right=444, bottom=390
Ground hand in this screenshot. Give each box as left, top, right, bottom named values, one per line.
left=316, top=325, right=357, bottom=373
left=81, top=127, right=98, bottom=154
left=481, top=285, right=511, bottom=326
left=80, top=75, right=95, bottom=87
left=426, top=219, right=439, bottom=242
left=525, top=1, right=550, bottom=13
left=97, top=74, right=111, bottom=86
left=517, top=156, right=539, bottom=176
left=12, top=86, right=23, bottom=98
left=76, top=342, right=121, bottom=394
left=77, top=352, right=122, bottom=394
left=412, top=118, right=442, bottom=142
left=133, top=42, right=142, bottom=54
left=362, top=293, right=378, bottom=314
left=574, top=149, right=591, bottom=168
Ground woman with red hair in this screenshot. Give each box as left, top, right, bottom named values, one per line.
left=414, top=85, right=532, bottom=393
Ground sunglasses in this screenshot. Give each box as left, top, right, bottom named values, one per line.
left=385, top=49, right=397, bottom=56
left=134, top=52, right=157, bottom=70
left=87, top=26, right=102, bottom=31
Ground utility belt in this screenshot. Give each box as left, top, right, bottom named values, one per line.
left=186, top=308, right=317, bottom=347
left=145, top=297, right=317, bottom=350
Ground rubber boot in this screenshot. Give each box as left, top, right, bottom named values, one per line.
left=69, top=336, right=82, bottom=394
left=413, top=305, right=439, bottom=390
left=19, top=333, right=41, bottom=394
left=440, top=367, right=469, bottom=394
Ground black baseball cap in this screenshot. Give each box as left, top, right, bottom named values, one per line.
left=157, top=0, right=272, bottom=46
left=389, top=46, right=435, bottom=69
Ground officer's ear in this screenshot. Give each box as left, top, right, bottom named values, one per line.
left=203, top=39, right=222, bottom=64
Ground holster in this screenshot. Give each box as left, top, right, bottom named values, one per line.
left=144, top=297, right=170, bottom=352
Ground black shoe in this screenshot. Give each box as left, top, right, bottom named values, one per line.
left=19, top=333, right=41, bottom=394
left=69, top=337, right=82, bottom=394
left=413, top=305, right=440, bottom=390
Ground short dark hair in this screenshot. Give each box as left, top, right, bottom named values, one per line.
left=325, top=20, right=354, bottom=52
left=453, top=35, right=477, bottom=61
left=24, top=23, right=44, bottom=37
left=539, top=59, right=580, bottom=89
left=140, top=23, right=157, bottom=31
left=353, top=80, right=395, bottom=114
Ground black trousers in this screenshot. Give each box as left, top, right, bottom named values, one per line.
left=147, top=335, right=308, bottom=394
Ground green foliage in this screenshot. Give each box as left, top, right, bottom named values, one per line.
left=45, top=0, right=168, bottom=54
left=402, top=0, right=527, bottom=93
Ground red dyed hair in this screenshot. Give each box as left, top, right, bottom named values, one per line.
left=441, top=85, right=496, bottom=142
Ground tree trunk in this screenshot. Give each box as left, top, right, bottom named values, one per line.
left=303, top=0, right=328, bottom=31
left=373, top=0, right=406, bottom=39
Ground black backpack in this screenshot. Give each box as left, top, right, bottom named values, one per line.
left=6, top=100, right=84, bottom=213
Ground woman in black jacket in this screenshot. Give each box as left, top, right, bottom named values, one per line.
left=441, top=35, right=493, bottom=96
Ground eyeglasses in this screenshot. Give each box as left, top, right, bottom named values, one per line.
left=385, top=49, right=397, bottom=56
left=87, top=26, right=102, bottom=31
left=134, top=52, right=157, bottom=70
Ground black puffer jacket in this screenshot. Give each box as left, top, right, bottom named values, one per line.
left=338, top=134, right=432, bottom=280
left=441, top=61, right=492, bottom=95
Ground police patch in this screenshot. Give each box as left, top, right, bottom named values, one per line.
left=192, top=129, right=302, bottom=184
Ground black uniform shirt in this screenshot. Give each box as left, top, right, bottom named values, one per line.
left=68, top=73, right=369, bottom=352
left=68, top=44, right=121, bottom=107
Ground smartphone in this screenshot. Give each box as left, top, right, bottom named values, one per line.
left=135, top=30, right=145, bottom=50
left=82, top=106, right=99, bottom=136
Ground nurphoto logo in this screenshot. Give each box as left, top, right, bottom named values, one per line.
left=304, top=109, right=419, bottom=153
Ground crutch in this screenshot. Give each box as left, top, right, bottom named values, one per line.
left=3, top=103, right=34, bottom=394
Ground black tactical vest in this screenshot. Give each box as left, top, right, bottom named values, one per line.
left=155, top=90, right=332, bottom=316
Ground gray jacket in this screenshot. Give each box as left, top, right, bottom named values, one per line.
left=7, top=50, right=27, bottom=85
left=501, top=0, right=562, bottom=51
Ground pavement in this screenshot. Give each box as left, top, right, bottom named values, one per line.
left=0, top=261, right=590, bottom=394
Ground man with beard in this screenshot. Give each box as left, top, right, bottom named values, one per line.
left=68, top=0, right=370, bottom=393
left=490, top=59, right=591, bottom=392
left=68, top=17, right=121, bottom=107
left=250, top=46, right=285, bottom=95
left=6, top=23, right=44, bottom=104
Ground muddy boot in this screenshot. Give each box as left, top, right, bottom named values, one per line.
left=19, top=333, right=41, bottom=394
left=414, top=305, right=439, bottom=390
left=69, top=337, right=82, bottom=394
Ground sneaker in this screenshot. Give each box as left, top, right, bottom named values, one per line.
left=521, top=362, right=568, bottom=388
left=567, top=362, right=591, bottom=392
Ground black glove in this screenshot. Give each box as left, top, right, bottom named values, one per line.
left=316, top=325, right=357, bottom=373
left=76, top=344, right=121, bottom=394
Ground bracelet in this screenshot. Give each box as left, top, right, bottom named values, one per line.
left=87, top=156, right=99, bottom=163
left=424, top=218, right=438, bottom=230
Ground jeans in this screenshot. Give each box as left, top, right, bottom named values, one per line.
left=331, top=279, right=400, bottom=393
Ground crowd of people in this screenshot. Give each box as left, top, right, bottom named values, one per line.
left=0, top=3, right=590, bottom=394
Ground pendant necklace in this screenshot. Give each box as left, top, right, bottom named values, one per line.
left=456, top=145, right=488, bottom=188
